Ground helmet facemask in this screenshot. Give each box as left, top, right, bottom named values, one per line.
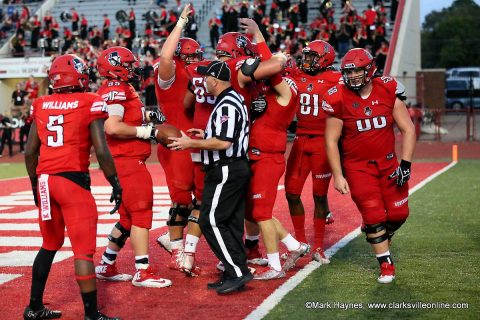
left=342, top=65, right=372, bottom=91
left=301, top=50, right=323, bottom=75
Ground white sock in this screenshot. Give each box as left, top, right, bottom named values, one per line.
left=375, top=250, right=391, bottom=258
left=267, top=253, right=282, bottom=271
left=281, top=233, right=301, bottom=252
left=135, top=255, right=149, bottom=270
left=171, top=239, right=184, bottom=251
left=184, top=234, right=199, bottom=253
left=246, top=234, right=260, bottom=241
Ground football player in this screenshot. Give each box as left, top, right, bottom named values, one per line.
left=24, top=54, right=120, bottom=320
left=94, top=46, right=171, bottom=288
left=324, top=48, right=416, bottom=283
left=284, top=40, right=340, bottom=264
left=240, top=18, right=311, bottom=280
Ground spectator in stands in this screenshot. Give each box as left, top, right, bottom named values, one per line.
left=30, top=14, right=40, bottom=49
left=12, top=82, right=27, bottom=116
left=25, top=75, right=39, bottom=104
left=43, top=10, right=52, bottom=30
left=0, top=112, right=13, bottom=158
left=80, top=13, right=88, bottom=40
left=299, top=0, right=308, bottom=24
left=336, top=22, right=350, bottom=58
left=364, top=4, right=377, bottom=38
left=10, top=32, right=25, bottom=56
left=375, top=40, right=389, bottom=73
left=209, top=16, right=221, bottom=50
left=240, top=1, right=249, bottom=18
left=391, top=0, right=399, bottom=22
left=185, top=15, right=198, bottom=40
left=103, top=14, right=110, bottom=40
left=62, top=26, right=72, bottom=52
left=70, top=7, right=79, bottom=34
left=278, top=0, right=290, bottom=20
left=129, top=8, right=136, bottom=35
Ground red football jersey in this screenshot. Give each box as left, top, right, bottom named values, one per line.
left=186, top=60, right=217, bottom=130
left=292, top=68, right=342, bottom=135
left=97, top=80, right=151, bottom=161
left=322, top=76, right=399, bottom=170
left=226, top=56, right=256, bottom=108
left=153, top=58, right=193, bottom=131
left=249, top=78, right=298, bottom=154
left=33, top=92, right=107, bottom=174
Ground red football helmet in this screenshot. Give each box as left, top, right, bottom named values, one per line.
left=215, top=32, right=255, bottom=59
left=341, top=48, right=377, bottom=91
left=49, top=54, right=89, bottom=92
left=97, top=46, right=140, bottom=81
left=301, top=40, right=335, bottom=74
left=175, top=37, right=203, bottom=64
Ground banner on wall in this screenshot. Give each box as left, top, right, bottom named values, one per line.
left=0, top=57, right=51, bottom=79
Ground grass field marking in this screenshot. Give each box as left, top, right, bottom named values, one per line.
left=245, top=161, right=458, bottom=320
left=0, top=176, right=28, bottom=182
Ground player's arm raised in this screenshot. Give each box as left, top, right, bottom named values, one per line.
left=24, top=122, right=40, bottom=206
left=158, top=4, right=192, bottom=82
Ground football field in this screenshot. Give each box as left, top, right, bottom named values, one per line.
left=0, top=161, right=478, bottom=319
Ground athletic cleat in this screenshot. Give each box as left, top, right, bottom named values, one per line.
left=23, top=306, right=61, bottom=319
left=132, top=267, right=172, bottom=288
left=95, top=263, right=133, bottom=281
left=156, top=231, right=172, bottom=254
left=283, top=242, right=311, bottom=271
left=326, top=211, right=335, bottom=224
left=180, top=252, right=201, bottom=277
left=377, top=262, right=395, bottom=284
left=84, top=311, right=120, bottom=320
left=253, top=266, right=285, bottom=280
left=246, top=245, right=268, bottom=266
left=168, top=249, right=184, bottom=271
left=311, top=248, right=330, bottom=264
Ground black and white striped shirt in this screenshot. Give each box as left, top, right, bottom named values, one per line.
left=202, top=87, right=249, bottom=165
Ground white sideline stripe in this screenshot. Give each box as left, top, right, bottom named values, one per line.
left=245, top=161, right=458, bottom=320
left=0, top=274, right=22, bottom=285
left=0, top=221, right=166, bottom=234
left=0, top=250, right=73, bottom=267
left=0, top=210, right=37, bottom=219
left=0, top=207, right=14, bottom=211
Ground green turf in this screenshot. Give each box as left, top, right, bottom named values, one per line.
left=266, top=160, right=480, bottom=320
left=0, top=163, right=27, bottom=179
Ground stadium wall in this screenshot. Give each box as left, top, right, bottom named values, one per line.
left=385, top=0, right=421, bottom=105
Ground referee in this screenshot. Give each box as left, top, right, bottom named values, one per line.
left=168, top=60, right=252, bottom=294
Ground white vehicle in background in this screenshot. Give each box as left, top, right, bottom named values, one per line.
left=446, top=67, right=480, bottom=89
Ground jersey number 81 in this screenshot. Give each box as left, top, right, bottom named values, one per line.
left=299, top=93, right=320, bottom=116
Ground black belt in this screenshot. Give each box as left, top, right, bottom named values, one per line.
left=203, top=157, right=246, bottom=172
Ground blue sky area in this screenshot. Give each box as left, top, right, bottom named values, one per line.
left=421, top=0, right=480, bottom=23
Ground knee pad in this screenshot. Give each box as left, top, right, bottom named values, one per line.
left=364, top=222, right=389, bottom=244
left=285, top=193, right=301, bottom=204
left=108, top=222, right=130, bottom=248
left=188, top=215, right=199, bottom=224
left=386, top=220, right=406, bottom=239
left=167, top=206, right=190, bottom=227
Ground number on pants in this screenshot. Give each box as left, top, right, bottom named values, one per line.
left=299, top=93, right=320, bottom=116
left=47, top=115, right=64, bottom=147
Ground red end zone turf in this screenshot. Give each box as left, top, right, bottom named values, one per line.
left=0, top=162, right=449, bottom=319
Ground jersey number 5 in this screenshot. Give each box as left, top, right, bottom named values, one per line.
left=299, top=93, right=320, bottom=116
left=47, top=115, right=64, bottom=147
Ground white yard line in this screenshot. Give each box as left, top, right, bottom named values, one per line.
left=245, top=161, right=458, bottom=320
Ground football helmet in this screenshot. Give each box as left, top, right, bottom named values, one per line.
left=97, top=46, right=141, bottom=81
left=216, top=32, right=255, bottom=59
left=49, top=54, right=89, bottom=92
left=341, top=48, right=377, bottom=91
left=301, top=40, right=335, bottom=74
left=175, top=37, right=203, bottom=65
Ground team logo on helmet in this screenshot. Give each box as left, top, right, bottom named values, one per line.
left=324, top=44, right=330, bottom=53
left=236, top=35, right=248, bottom=48
left=175, top=42, right=182, bottom=55
left=72, top=58, right=86, bottom=74
left=108, top=52, right=121, bottom=67
left=344, top=63, right=356, bottom=68
left=364, top=106, right=372, bottom=116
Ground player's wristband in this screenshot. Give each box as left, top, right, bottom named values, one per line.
left=136, top=125, right=157, bottom=139
left=400, top=159, right=411, bottom=169
left=257, top=41, right=272, bottom=61
left=176, top=17, right=187, bottom=29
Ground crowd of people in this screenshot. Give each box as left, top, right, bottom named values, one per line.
left=19, top=1, right=416, bottom=317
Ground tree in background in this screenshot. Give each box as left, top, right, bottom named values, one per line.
left=422, top=0, right=480, bottom=68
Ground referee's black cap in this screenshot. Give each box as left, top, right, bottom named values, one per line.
left=197, top=60, right=231, bottom=81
